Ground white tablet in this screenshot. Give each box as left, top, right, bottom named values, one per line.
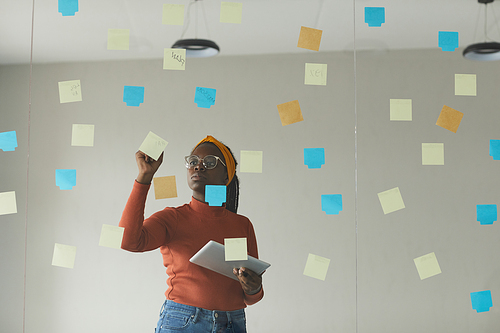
left=189, top=240, right=271, bottom=281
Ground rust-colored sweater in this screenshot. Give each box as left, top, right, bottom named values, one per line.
left=119, top=181, right=264, bottom=311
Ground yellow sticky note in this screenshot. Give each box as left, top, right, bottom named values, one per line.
left=455, top=74, right=476, bottom=96
left=107, top=29, right=130, bottom=50
left=0, top=191, right=17, bottom=215
left=220, top=2, right=242, bottom=24
left=390, top=99, right=412, bottom=121
left=436, top=105, right=463, bottom=133
left=138, top=131, right=168, bottom=161
left=297, top=26, right=322, bottom=51
left=304, top=63, right=327, bottom=85
left=240, top=151, right=263, bottom=173
left=422, top=143, right=444, bottom=165
left=52, top=243, right=76, bottom=269
left=162, top=4, right=185, bottom=25
left=414, top=252, right=442, bottom=280
left=58, top=80, right=82, bottom=103
left=303, top=253, right=330, bottom=281
left=163, top=48, right=186, bottom=70
left=224, top=238, right=247, bottom=261
left=153, top=176, right=178, bottom=199
left=377, top=187, right=405, bottom=214
left=99, top=224, right=125, bottom=249
left=277, top=100, right=304, bottom=126
left=71, top=124, right=94, bottom=147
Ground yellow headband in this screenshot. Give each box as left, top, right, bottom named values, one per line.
left=194, top=135, right=236, bottom=185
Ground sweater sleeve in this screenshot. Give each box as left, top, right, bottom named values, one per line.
left=119, top=180, right=174, bottom=252
left=243, top=219, right=265, bottom=305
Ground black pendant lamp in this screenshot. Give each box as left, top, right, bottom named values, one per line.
left=463, top=0, right=500, bottom=61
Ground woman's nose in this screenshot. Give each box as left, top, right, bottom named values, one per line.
left=194, top=160, right=205, bottom=171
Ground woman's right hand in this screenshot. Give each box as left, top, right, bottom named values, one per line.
left=135, top=151, right=164, bottom=184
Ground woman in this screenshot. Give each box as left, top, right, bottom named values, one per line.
left=119, top=135, right=264, bottom=333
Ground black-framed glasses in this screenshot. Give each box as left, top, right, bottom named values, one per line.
left=184, top=155, right=226, bottom=169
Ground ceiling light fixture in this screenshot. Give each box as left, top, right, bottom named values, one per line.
left=463, top=0, right=500, bottom=61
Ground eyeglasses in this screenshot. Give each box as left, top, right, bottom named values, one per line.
left=185, top=155, right=226, bottom=169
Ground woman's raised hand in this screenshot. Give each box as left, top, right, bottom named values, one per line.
left=135, top=151, right=164, bottom=184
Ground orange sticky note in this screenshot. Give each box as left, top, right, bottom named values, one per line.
left=436, top=105, right=464, bottom=133
left=297, top=26, right=322, bottom=51
left=277, top=100, right=304, bottom=126
left=153, top=176, right=178, bottom=199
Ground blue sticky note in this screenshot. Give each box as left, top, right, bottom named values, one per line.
left=489, top=139, right=500, bottom=160
left=365, top=7, right=385, bottom=27
left=321, top=194, right=342, bottom=215
left=205, top=185, right=226, bottom=206
left=55, top=169, right=77, bottom=190
left=58, top=0, right=78, bottom=16
left=123, top=86, right=145, bottom=107
left=304, top=148, right=325, bottom=169
left=0, top=131, right=18, bottom=152
left=471, top=290, right=493, bottom=313
left=438, top=31, right=459, bottom=52
left=194, top=87, right=216, bottom=108
left=477, top=204, right=497, bottom=225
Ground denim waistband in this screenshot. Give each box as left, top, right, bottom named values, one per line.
left=163, top=300, right=245, bottom=323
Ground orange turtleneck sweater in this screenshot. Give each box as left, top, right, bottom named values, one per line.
left=119, top=181, right=264, bottom=311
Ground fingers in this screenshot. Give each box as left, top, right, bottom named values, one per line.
left=233, top=267, right=262, bottom=294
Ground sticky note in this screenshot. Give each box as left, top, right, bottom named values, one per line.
left=455, top=74, right=477, bottom=96
left=422, top=143, right=444, bottom=165
left=99, top=224, right=125, bottom=249
left=58, top=0, right=78, bottom=16
left=489, top=139, right=500, bottom=160
left=224, top=238, right=247, bottom=261
left=413, top=252, right=442, bottom=280
left=377, top=187, right=405, bottom=214
left=107, top=29, right=130, bottom=50
left=304, top=63, right=327, bottom=85
left=390, top=99, right=412, bottom=121
left=436, top=105, right=463, bottom=133
left=58, top=80, right=82, bottom=103
left=71, top=124, right=94, bottom=147
left=0, top=131, right=18, bottom=151
left=321, top=194, right=342, bottom=215
left=438, top=31, right=459, bottom=52
left=163, top=48, right=186, bottom=70
left=205, top=185, right=226, bottom=206
left=123, top=86, right=145, bottom=107
left=153, top=176, right=178, bottom=199
left=194, top=87, right=216, bottom=108
left=304, top=148, right=325, bottom=169
left=303, top=253, right=330, bottom=281
left=471, top=290, right=493, bottom=313
left=277, top=100, right=304, bottom=126
left=365, top=7, right=385, bottom=27
left=240, top=151, right=263, bottom=173
left=52, top=243, right=76, bottom=269
left=477, top=204, right=497, bottom=225
left=138, top=131, right=168, bottom=161
left=162, top=4, right=185, bottom=25
left=220, top=2, right=242, bottom=24
left=0, top=191, right=17, bottom=216
left=297, top=26, right=322, bottom=51
left=55, top=169, right=76, bottom=190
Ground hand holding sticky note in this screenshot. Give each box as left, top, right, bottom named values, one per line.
left=138, top=131, right=168, bottom=161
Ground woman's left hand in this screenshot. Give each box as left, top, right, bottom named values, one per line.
left=233, top=267, right=263, bottom=295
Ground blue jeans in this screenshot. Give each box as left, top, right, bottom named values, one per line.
left=155, top=300, right=247, bottom=333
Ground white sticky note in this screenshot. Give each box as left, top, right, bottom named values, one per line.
left=138, top=131, right=168, bottom=161
left=303, top=253, right=330, bottom=281
left=304, top=63, right=327, bottom=86
left=377, top=187, right=405, bottom=214
left=163, top=48, right=186, bottom=70
left=107, top=29, right=130, bottom=50
left=220, top=2, right=242, bottom=24
left=52, top=243, right=77, bottom=269
left=0, top=191, right=17, bottom=215
left=58, top=80, right=82, bottom=103
left=422, top=143, right=444, bottom=165
left=162, top=4, right=185, bottom=25
left=224, top=238, right=247, bottom=261
left=71, top=124, right=94, bottom=147
left=240, top=151, right=263, bottom=173
left=390, top=99, right=412, bottom=121
left=414, top=252, right=442, bottom=280
left=455, top=74, right=476, bottom=96
left=99, top=224, right=125, bottom=249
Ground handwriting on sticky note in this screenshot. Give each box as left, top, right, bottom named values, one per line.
left=470, top=290, right=493, bottom=313
left=52, top=243, right=77, bottom=269
left=0, top=130, right=18, bottom=151
left=205, top=185, right=226, bottom=206
left=153, top=176, right=178, bottom=199
left=303, top=253, right=330, bottom=281
left=164, top=48, right=186, bottom=70
left=99, top=224, right=125, bottom=249
left=55, top=169, right=77, bottom=190
left=240, top=151, right=263, bottom=173
left=438, top=31, right=459, bottom=52
left=413, top=252, right=441, bottom=280
left=321, top=194, right=342, bottom=215
left=422, top=143, right=444, bottom=165
left=436, top=105, right=463, bottom=133
left=277, top=100, right=304, bottom=126
left=377, top=187, right=405, bottom=214
left=390, top=99, right=412, bottom=121
left=476, top=204, right=497, bottom=225
left=297, top=26, right=322, bottom=51
left=138, top=131, right=168, bottom=161
left=194, top=87, right=216, bottom=108
left=58, top=80, right=82, bottom=103
left=224, top=238, right=247, bottom=261
left=0, top=191, right=17, bottom=216
left=305, top=63, right=327, bottom=85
